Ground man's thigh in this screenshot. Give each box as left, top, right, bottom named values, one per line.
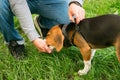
left=29, top=0, right=70, bottom=23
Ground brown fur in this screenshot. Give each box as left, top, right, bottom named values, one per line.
left=46, top=25, right=64, bottom=52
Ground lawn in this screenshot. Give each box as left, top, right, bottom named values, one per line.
left=0, top=0, right=120, bottom=80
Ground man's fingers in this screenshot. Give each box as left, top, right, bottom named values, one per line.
left=43, top=39, right=52, bottom=53
left=69, top=13, right=75, bottom=22
left=37, top=44, right=51, bottom=53
left=37, top=43, right=46, bottom=52
left=75, top=14, right=81, bottom=24
left=44, top=45, right=52, bottom=53
left=33, top=38, right=52, bottom=53
left=68, top=4, right=85, bottom=24
left=75, top=13, right=85, bottom=24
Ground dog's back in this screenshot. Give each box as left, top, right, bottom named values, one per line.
left=76, top=14, right=120, bottom=47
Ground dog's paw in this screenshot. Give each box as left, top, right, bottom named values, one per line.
left=78, top=70, right=87, bottom=76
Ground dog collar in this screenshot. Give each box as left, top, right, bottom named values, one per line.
left=61, top=24, right=73, bottom=47
left=70, top=23, right=80, bottom=45
left=62, top=24, right=68, bottom=38
left=62, top=24, right=77, bottom=46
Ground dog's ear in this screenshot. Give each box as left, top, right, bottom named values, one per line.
left=53, top=31, right=64, bottom=52
left=46, top=25, right=64, bottom=52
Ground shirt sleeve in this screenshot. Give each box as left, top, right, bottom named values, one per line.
left=70, top=0, right=84, bottom=5
left=8, top=0, right=40, bottom=42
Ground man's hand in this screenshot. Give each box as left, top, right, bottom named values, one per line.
left=32, top=38, right=52, bottom=53
left=68, top=3, right=85, bottom=24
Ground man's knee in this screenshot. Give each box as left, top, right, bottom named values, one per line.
left=51, top=0, right=70, bottom=24
left=56, top=16, right=70, bottom=24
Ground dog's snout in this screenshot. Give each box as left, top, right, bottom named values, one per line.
left=48, top=46, right=55, bottom=52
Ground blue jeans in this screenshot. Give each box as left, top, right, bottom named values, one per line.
left=0, top=0, right=70, bottom=42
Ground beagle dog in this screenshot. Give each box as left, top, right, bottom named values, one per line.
left=45, top=14, right=120, bottom=75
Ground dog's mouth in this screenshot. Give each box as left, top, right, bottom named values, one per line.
left=48, top=45, right=56, bottom=52
left=44, top=39, right=56, bottom=52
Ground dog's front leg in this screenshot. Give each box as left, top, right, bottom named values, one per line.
left=78, top=49, right=96, bottom=76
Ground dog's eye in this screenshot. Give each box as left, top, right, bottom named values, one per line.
left=46, top=34, right=49, bottom=36
left=47, top=34, right=50, bottom=36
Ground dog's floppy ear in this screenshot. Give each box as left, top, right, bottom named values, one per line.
left=46, top=25, right=64, bottom=52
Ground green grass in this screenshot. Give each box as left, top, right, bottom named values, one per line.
left=0, top=0, right=120, bottom=80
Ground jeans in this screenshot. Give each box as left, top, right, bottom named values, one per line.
left=0, top=0, right=70, bottom=42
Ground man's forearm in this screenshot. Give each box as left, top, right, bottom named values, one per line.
left=9, top=0, right=40, bottom=42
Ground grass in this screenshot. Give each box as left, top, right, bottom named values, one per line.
left=0, top=0, right=120, bottom=80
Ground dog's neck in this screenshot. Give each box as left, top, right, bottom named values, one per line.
left=59, top=24, right=72, bottom=47
left=59, top=23, right=79, bottom=47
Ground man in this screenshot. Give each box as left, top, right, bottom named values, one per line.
left=0, top=0, right=85, bottom=59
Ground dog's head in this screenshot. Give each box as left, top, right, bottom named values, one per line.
left=46, top=25, right=64, bottom=52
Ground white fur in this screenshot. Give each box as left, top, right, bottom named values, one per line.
left=49, top=46, right=55, bottom=50
left=78, top=49, right=96, bottom=75
left=91, top=49, right=96, bottom=60
left=78, top=60, right=91, bottom=75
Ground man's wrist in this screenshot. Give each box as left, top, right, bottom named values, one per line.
left=69, top=1, right=82, bottom=7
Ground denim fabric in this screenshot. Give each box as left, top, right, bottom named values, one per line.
left=0, top=0, right=70, bottom=42
left=27, top=0, right=70, bottom=29
left=0, top=0, right=23, bottom=42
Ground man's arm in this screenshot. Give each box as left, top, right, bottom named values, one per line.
left=8, top=0, right=52, bottom=53
left=8, top=0, right=40, bottom=42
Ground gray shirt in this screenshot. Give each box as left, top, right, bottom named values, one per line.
left=8, top=0, right=84, bottom=42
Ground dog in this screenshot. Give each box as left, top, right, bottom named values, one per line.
left=45, top=14, right=120, bottom=75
